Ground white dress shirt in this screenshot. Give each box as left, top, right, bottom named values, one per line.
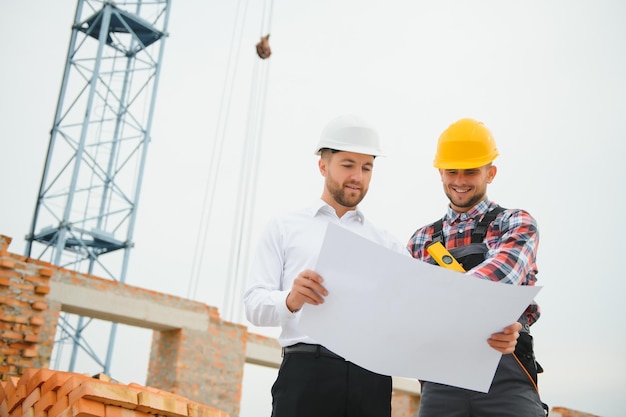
left=243, top=199, right=409, bottom=347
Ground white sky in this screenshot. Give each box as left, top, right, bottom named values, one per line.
left=1, top=1, right=625, bottom=416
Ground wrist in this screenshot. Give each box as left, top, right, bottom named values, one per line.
left=286, top=293, right=300, bottom=313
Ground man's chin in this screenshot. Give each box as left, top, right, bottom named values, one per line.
left=448, top=197, right=476, bottom=210
left=340, top=196, right=364, bottom=208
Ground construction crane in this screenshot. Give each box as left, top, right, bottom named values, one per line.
left=25, top=0, right=172, bottom=375
left=24, top=0, right=274, bottom=379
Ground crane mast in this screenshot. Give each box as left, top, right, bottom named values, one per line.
left=25, top=0, right=171, bottom=374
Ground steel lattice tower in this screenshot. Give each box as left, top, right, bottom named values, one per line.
left=25, top=0, right=171, bottom=374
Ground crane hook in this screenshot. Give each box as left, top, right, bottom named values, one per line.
left=256, top=34, right=271, bottom=59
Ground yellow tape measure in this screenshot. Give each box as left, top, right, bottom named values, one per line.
left=426, top=241, right=465, bottom=272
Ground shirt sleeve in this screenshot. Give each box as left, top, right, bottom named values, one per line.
left=243, top=217, right=297, bottom=327
left=407, top=225, right=432, bottom=261
left=468, top=209, right=539, bottom=286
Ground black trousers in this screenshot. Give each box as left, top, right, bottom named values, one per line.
left=271, top=347, right=392, bottom=417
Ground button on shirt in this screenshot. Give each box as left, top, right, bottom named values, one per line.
left=407, top=199, right=541, bottom=325
left=244, top=199, right=410, bottom=347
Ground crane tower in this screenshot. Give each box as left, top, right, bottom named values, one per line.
left=25, top=0, right=171, bottom=374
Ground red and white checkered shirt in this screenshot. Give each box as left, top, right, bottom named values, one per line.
left=407, top=198, right=541, bottom=325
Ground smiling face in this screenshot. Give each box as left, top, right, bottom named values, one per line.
left=439, top=164, right=497, bottom=212
left=319, top=150, right=374, bottom=218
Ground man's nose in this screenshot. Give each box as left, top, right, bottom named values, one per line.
left=452, top=172, right=466, bottom=183
left=350, top=169, right=363, bottom=181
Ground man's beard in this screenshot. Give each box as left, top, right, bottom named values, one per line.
left=328, top=179, right=367, bottom=208
left=445, top=190, right=484, bottom=210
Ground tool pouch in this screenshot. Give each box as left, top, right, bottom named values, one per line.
left=514, top=332, right=543, bottom=385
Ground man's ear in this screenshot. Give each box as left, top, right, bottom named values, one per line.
left=318, top=157, right=328, bottom=176
left=487, top=165, right=498, bottom=183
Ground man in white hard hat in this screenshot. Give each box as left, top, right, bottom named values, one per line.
left=243, top=114, right=521, bottom=417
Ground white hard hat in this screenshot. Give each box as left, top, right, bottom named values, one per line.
left=313, top=114, right=384, bottom=157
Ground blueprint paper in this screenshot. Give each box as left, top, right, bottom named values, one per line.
left=298, top=223, right=542, bottom=393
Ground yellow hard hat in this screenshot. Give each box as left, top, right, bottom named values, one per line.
left=433, top=118, right=499, bottom=169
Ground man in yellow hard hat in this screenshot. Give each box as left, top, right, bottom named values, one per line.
left=407, top=118, right=548, bottom=416
left=244, top=114, right=522, bottom=417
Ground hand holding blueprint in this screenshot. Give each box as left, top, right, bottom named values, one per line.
left=298, top=223, right=541, bottom=393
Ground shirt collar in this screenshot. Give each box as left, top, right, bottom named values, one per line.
left=445, top=198, right=494, bottom=223
left=309, top=199, right=365, bottom=223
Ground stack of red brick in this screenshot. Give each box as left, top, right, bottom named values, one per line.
left=0, top=368, right=229, bottom=417
left=550, top=407, right=600, bottom=417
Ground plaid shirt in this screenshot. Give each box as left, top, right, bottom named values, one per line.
left=407, top=198, right=541, bottom=325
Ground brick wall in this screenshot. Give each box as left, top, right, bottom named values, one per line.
left=391, top=393, right=420, bottom=417
left=0, top=234, right=241, bottom=416
left=147, top=324, right=247, bottom=413
left=0, top=236, right=58, bottom=376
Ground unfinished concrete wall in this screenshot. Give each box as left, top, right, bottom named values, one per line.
left=0, top=234, right=244, bottom=416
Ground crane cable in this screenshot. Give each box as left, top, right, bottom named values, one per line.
left=187, top=0, right=251, bottom=300
left=223, top=0, right=274, bottom=323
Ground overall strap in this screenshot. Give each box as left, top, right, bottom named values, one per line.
left=431, top=218, right=445, bottom=245
left=432, top=205, right=506, bottom=246
left=471, top=205, right=506, bottom=243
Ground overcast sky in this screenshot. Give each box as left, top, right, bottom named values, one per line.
left=1, top=1, right=625, bottom=416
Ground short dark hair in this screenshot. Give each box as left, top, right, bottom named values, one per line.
left=318, top=148, right=376, bottom=159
